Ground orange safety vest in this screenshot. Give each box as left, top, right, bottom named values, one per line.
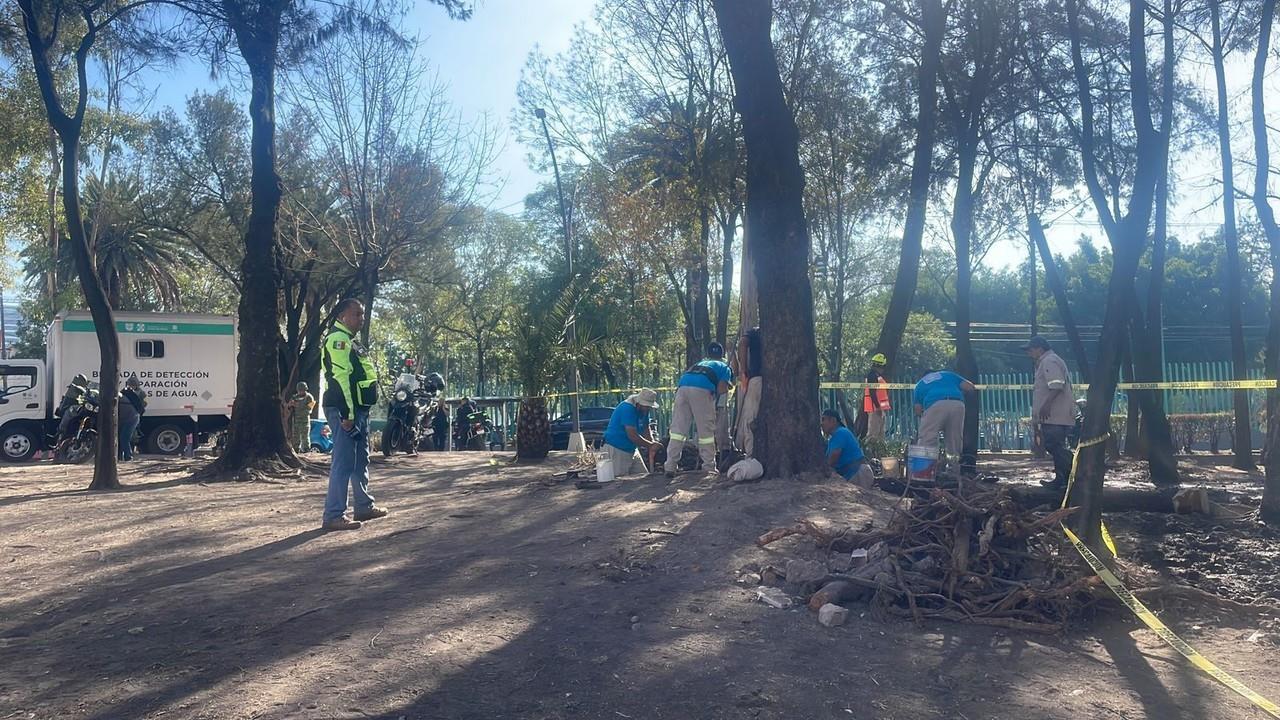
left=863, top=374, right=891, bottom=412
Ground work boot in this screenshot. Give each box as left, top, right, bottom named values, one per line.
left=354, top=505, right=390, bottom=521
left=1039, top=478, right=1067, bottom=490
left=323, top=516, right=363, bottom=531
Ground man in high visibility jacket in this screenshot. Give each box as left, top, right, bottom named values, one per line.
left=665, top=343, right=734, bottom=477
left=864, top=353, right=891, bottom=442
left=320, top=298, right=387, bottom=531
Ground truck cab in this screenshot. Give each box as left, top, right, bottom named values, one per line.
left=0, top=360, right=47, bottom=461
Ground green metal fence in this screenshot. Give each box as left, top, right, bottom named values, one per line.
left=450, top=361, right=1264, bottom=452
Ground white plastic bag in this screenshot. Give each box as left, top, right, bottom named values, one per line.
left=726, top=457, right=764, bottom=482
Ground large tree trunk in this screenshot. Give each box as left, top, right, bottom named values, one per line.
left=209, top=18, right=298, bottom=477
left=1128, top=292, right=1179, bottom=482
left=713, top=0, right=823, bottom=478
left=1066, top=0, right=1162, bottom=548
left=874, top=0, right=945, bottom=369
left=1029, top=214, right=1090, bottom=382
left=1210, top=0, right=1255, bottom=469
left=1250, top=0, right=1280, bottom=523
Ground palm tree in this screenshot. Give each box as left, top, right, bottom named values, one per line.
left=80, top=174, right=189, bottom=310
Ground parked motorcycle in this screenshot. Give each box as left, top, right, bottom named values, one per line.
left=56, top=386, right=100, bottom=464
left=382, top=371, right=444, bottom=456
left=455, top=409, right=495, bottom=451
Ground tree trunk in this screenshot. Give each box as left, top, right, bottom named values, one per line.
left=477, top=342, right=486, bottom=397
left=45, top=127, right=59, bottom=311
left=1128, top=291, right=1179, bottom=482
left=1028, top=237, right=1038, bottom=336
left=17, top=0, right=121, bottom=490
left=62, top=137, right=120, bottom=489
left=713, top=0, right=824, bottom=478
left=1066, top=0, right=1163, bottom=547
left=717, top=212, right=736, bottom=347
left=952, top=141, right=982, bottom=473
left=1210, top=0, right=1255, bottom=469
left=873, top=0, right=945, bottom=370
left=1029, top=214, right=1090, bottom=382
left=209, top=19, right=298, bottom=476
left=1250, top=0, right=1280, bottom=523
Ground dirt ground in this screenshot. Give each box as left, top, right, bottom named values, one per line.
left=1, top=451, right=1278, bottom=719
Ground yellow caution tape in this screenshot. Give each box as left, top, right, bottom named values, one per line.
left=1059, top=434, right=1279, bottom=716
left=1114, top=379, right=1275, bottom=390
left=1062, top=524, right=1280, bottom=718
left=1060, top=434, right=1117, bottom=557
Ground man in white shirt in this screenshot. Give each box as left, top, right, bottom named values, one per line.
left=1024, top=335, right=1076, bottom=490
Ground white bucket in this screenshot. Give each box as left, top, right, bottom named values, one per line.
left=595, top=454, right=615, bottom=484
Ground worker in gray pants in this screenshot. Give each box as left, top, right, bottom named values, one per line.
left=912, top=369, right=976, bottom=459
left=665, top=343, right=734, bottom=477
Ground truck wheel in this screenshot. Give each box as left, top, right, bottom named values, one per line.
left=146, top=424, right=186, bottom=455
left=0, top=425, right=38, bottom=462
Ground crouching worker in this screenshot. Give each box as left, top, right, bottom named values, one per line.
left=603, top=388, right=662, bottom=477
left=822, top=409, right=865, bottom=482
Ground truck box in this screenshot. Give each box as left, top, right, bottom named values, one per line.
left=0, top=311, right=238, bottom=460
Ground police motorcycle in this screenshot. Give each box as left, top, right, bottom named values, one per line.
left=381, top=370, right=445, bottom=456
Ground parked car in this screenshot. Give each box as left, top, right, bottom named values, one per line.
left=549, top=406, right=614, bottom=450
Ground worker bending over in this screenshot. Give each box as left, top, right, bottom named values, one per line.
left=665, top=343, right=734, bottom=477
left=602, top=388, right=662, bottom=477
left=913, top=369, right=976, bottom=459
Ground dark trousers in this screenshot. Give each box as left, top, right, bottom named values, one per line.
left=433, top=429, right=447, bottom=451
left=1041, top=423, right=1074, bottom=487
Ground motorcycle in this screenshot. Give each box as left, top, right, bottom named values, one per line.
left=57, top=386, right=100, bottom=464
left=381, top=371, right=444, bottom=456
left=453, top=409, right=494, bottom=451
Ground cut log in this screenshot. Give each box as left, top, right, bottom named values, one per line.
left=1009, top=485, right=1182, bottom=513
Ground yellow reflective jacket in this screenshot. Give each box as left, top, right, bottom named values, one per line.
left=321, top=321, right=377, bottom=418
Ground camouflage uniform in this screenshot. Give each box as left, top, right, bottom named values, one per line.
left=289, top=385, right=316, bottom=453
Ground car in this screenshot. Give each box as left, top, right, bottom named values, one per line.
left=549, top=406, right=614, bottom=450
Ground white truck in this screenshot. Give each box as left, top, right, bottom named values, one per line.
left=0, top=311, right=238, bottom=461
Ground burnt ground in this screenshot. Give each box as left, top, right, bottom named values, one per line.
left=1, top=451, right=1278, bottom=719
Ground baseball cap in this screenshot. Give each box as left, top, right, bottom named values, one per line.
left=1021, top=335, right=1052, bottom=351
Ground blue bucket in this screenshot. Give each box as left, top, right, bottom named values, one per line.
left=906, top=444, right=939, bottom=480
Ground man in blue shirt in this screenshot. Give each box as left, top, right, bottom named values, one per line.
left=602, top=388, right=661, bottom=477
left=822, top=409, right=864, bottom=481
left=913, top=369, right=976, bottom=459
left=664, top=343, right=734, bottom=477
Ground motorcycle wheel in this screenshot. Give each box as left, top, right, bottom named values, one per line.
left=382, top=421, right=402, bottom=457
left=66, top=432, right=96, bottom=464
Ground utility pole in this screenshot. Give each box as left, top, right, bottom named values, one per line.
left=535, top=107, right=580, bottom=437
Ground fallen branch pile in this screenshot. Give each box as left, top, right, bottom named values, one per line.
left=760, top=482, right=1100, bottom=633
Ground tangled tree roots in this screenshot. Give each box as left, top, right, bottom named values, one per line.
left=190, top=450, right=309, bottom=484
left=761, top=481, right=1100, bottom=633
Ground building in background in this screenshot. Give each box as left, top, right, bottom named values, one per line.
left=0, top=296, right=24, bottom=358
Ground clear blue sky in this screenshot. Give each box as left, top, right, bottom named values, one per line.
left=144, top=0, right=596, bottom=212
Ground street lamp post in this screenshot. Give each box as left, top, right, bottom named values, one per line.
left=534, top=107, right=580, bottom=438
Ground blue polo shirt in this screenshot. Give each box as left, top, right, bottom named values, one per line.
left=603, top=400, right=649, bottom=453
left=826, top=426, right=864, bottom=480
left=913, top=371, right=967, bottom=410
left=678, top=359, right=733, bottom=395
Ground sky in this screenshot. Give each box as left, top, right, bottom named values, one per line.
left=141, top=0, right=596, bottom=214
